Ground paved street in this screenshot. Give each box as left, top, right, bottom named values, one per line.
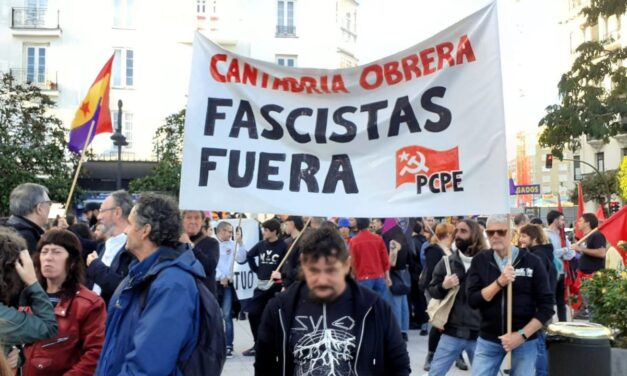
left=222, top=318, right=470, bottom=375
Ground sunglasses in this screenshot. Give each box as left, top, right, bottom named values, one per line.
left=486, top=229, right=508, bottom=237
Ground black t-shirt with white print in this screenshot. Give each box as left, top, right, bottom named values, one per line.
left=290, top=284, right=357, bottom=376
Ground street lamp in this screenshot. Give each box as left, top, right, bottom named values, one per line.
left=558, top=156, right=613, bottom=208
left=110, top=99, right=128, bottom=190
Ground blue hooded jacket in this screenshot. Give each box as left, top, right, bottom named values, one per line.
left=96, top=244, right=204, bottom=376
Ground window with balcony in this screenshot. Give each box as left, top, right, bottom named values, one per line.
left=276, top=55, right=297, bottom=67
left=574, top=155, right=582, bottom=180
left=113, top=0, right=135, bottom=29
left=542, top=175, right=551, bottom=183
left=596, top=152, right=605, bottom=172
left=12, top=0, right=59, bottom=30
left=276, top=0, right=295, bottom=37
left=113, top=49, right=134, bottom=88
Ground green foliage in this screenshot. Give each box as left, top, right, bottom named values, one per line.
left=582, top=268, right=627, bottom=348
left=581, top=0, right=627, bottom=25
left=618, top=157, right=627, bottom=201
left=129, top=110, right=185, bottom=196
left=569, top=170, right=617, bottom=204
left=538, top=1, right=627, bottom=158
left=0, top=73, right=76, bottom=216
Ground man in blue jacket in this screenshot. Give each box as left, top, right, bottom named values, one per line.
left=255, top=227, right=410, bottom=376
left=96, top=194, right=204, bottom=376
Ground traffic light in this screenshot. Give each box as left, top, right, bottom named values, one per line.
left=545, top=154, right=553, bottom=169
left=609, top=201, right=620, bottom=214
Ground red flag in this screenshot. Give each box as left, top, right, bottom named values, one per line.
left=596, top=204, right=606, bottom=222
left=395, top=146, right=459, bottom=187
left=575, top=182, right=584, bottom=239
left=597, top=205, right=627, bottom=253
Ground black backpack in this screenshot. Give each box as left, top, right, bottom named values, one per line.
left=140, top=269, right=226, bottom=376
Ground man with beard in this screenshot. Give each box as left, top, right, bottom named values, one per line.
left=426, top=219, right=487, bottom=375
left=255, top=227, right=410, bottom=376
left=86, top=190, right=136, bottom=305
left=81, top=202, right=100, bottom=230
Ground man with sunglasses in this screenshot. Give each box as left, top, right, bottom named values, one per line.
left=6, top=183, right=51, bottom=253
left=466, top=215, right=554, bottom=376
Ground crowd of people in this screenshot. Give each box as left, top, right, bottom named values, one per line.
left=0, top=182, right=612, bottom=375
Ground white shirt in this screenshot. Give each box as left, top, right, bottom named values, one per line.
left=93, top=232, right=127, bottom=295
left=215, top=238, right=248, bottom=281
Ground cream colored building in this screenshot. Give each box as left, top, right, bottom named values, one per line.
left=1, top=0, right=358, bottom=160
left=562, top=0, right=627, bottom=178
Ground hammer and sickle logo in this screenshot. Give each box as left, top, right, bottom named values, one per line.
left=400, top=152, right=429, bottom=176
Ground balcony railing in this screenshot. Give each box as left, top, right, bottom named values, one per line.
left=276, top=24, right=296, bottom=37
left=11, top=7, right=60, bottom=30
left=9, top=68, right=58, bottom=91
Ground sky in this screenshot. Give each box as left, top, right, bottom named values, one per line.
left=356, top=0, right=572, bottom=159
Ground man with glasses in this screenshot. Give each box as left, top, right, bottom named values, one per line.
left=85, top=190, right=136, bottom=305
left=466, top=214, right=554, bottom=376
left=7, top=183, right=51, bottom=253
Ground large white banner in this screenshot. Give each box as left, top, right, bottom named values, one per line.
left=181, top=3, right=508, bottom=217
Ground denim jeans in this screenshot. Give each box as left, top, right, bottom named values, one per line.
left=217, top=283, right=234, bottom=348
left=391, top=294, right=409, bottom=332
left=471, top=337, right=537, bottom=376
left=429, top=334, right=476, bottom=376
left=358, top=278, right=390, bottom=302
left=535, top=330, right=548, bottom=376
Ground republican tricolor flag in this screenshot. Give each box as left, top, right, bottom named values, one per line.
left=68, top=55, right=114, bottom=153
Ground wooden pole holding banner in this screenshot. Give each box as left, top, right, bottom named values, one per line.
left=275, top=217, right=312, bottom=273
left=64, top=120, right=96, bottom=214
left=505, top=213, right=513, bottom=373
left=256, top=217, right=312, bottom=291
left=228, top=214, right=244, bottom=278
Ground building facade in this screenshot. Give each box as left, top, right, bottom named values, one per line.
left=1, top=0, right=359, bottom=160
left=562, top=0, right=627, bottom=177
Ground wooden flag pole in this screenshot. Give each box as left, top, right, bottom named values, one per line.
left=64, top=120, right=96, bottom=213
left=275, top=217, right=312, bottom=272
left=228, top=214, right=244, bottom=278
left=257, top=217, right=312, bottom=291
left=505, top=213, right=513, bottom=373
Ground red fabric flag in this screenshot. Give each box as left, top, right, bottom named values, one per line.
left=597, top=204, right=627, bottom=253
left=575, top=182, right=584, bottom=240
left=395, top=146, right=459, bottom=188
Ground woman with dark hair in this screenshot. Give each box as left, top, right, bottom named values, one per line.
left=427, top=219, right=488, bottom=375
left=422, top=222, right=455, bottom=371
left=0, top=226, right=57, bottom=369
left=23, top=229, right=106, bottom=376
left=518, top=223, right=556, bottom=376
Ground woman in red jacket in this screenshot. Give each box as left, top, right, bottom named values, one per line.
left=23, top=229, right=106, bottom=376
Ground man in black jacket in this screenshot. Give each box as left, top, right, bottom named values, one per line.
left=181, top=210, right=219, bottom=295
left=467, top=215, right=554, bottom=376
left=255, top=227, right=410, bottom=376
left=6, top=183, right=51, bottom=253
left=243, top=218, right=288, bottom=356
left=86, top=190, right=136, bottom=305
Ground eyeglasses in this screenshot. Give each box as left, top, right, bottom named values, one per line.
left=99, top=207, right=118, bottom=213
left=486, top=229, right=508, bottom=237
left=38, top=200, right=52, bottom=206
